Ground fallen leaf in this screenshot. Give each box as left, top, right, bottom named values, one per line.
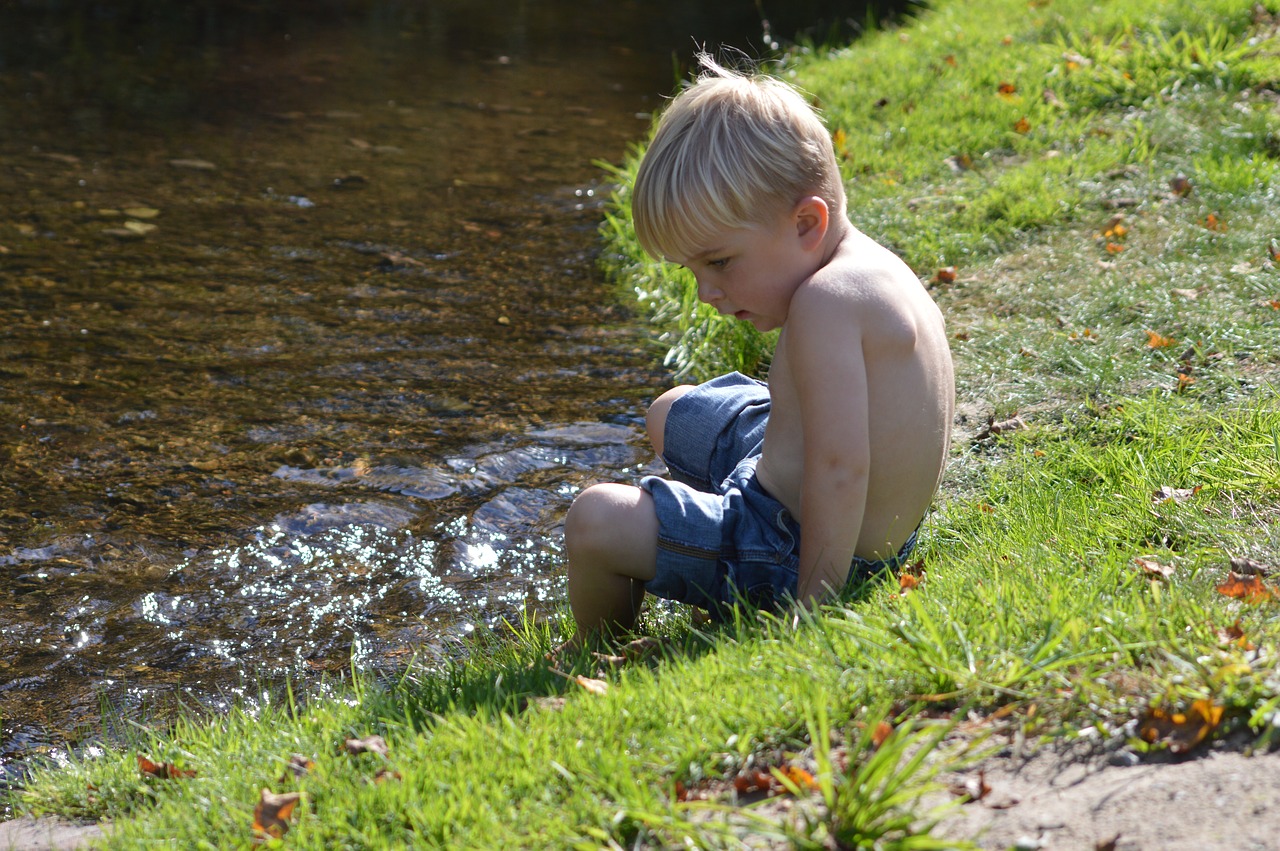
left=1138, top=698, right=1224, bottom=754
left=1176, top=372, right=1197, bottom=393
left=1203, top=213, right=1226, bottom=231
left=253, top=788, right=301, bottom=840
left=1014, top=116, right=1031, bottom=134
left=1152, top=485, right=1200, bottom=504
left=899, top=572, right=921, bottom=591
left=778, top=765, right=818, bottom=791
left=280, top=754, right=314, bottom=781
left=997, top=81, right=1018, bottom=95
left=933, top=266, right=958, bottom=284
left=949, top=769, right=991, bottom=802
left=733, top=768, right=776, bottom=795
left=1169, top=175, right=1193, bottom=197
left=1043, top=88, right=1064, bottom=108
left=137, top=755, right=196, bottom=780
left=1170, top=287, right=1201, bottom=300
left=373, top=767, right=402, bottom=784
left=1145, top=330, right=1177, bottom=348
left=1132, top=557, right=1174, bottom=580
left=1268, top=239, right=1279, bottom=262
left=1216, top=620, right=1256, bottom=650
left=342, top=735, right=389, bottom=757
left=1230, top=556, right=1274, bottom=577
left=871, top=720, right=894, bottom=749
left=1096, top=835, right=1121, bottom=851
left=1216, top=572, right=1277, bottom=603
left=575, top=675, right=609, bottom=696
left=975, top=414, right=1028, bottom=441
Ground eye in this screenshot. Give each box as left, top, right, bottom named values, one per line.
left=707, top=257, right=730, bottom=269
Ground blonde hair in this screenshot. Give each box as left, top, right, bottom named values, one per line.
left=632, top=55, right=846, bottom=263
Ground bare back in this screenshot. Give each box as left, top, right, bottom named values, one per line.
left=756, top=227, right=954, bottom=561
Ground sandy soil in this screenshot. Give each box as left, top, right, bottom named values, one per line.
left=935, top=737, right=1280, bottom=850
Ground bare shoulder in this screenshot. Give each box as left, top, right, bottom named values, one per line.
left=788, top=229, right=936, bottom=345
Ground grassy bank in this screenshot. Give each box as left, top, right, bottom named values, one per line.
left=12, top=0, right=1280, bottom=847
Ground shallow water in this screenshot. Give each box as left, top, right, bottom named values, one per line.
left=0, top=0, right=900, bottom=794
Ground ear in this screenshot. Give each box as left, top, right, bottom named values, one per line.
left=791, top=196, right=829, bottom=250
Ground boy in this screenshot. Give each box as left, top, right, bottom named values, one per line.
left=565, top=57, right=954, bottom=640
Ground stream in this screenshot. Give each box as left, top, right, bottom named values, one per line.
left=0, top=0, right=900, bottom=796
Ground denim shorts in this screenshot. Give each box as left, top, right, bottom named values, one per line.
left=640, top=372, right=917, bottom=616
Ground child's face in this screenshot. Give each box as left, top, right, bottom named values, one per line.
left=672, top=208, right=815, bottom=333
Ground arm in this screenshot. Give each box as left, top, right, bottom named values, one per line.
left=785, top=286, right=872, bottom=606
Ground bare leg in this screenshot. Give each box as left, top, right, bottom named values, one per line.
left=646, top=384, right=696, bottom=457
left=565, top=482, right=659, bottom=641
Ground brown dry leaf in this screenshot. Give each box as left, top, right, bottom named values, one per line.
left=1145, top=329, right=1177, bottom=348
left=1216, top=572, right=1277, bottom=603
left=373, top=767, right=403, bottom=784
left=899, top=572, right=921, bottom=592
left=975, top=414, right=1028, bottom=441
left=1203, top=213, right=1226, bottom=231
left=343, top=735, right=389, bottom=758
left=949, top=769, right=992, bottom=803
left=1132, top=557, right=1174, bottom=580
left=871, top=720, right=894, bottom=749
left=1138, top=698, right=1224, bottom=754
left=1176, top=372, right=1197, bottom=393
left=1230, top=556, right=1274, bottom=577
left=1152, top=485, right=1201, bottom=504
left=1169, top=175, right=1194, bottom=197
left=1268, top=239, right=1279, bottom=262
left=137, top=755, right=196, bottom=780
left=280, top=753, right=315, bottom=781
left=997, top=81, right=1018, bottom=95
left=1216, top=620, right=1256, bottom=650
left=1014, top=116, right=1031, bottom=134
left=933, top=266, right=958, bottom=284
left=733, top=768, right=776, bottom=795
left=253, top=788, right=302, bottom=840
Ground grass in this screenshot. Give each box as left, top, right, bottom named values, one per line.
left=10, top=0, right=1280, bottom=847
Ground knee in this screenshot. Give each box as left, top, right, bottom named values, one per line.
left=646, top=384, right=696, bottom=457
left=565, top=483, right=652, bottom=561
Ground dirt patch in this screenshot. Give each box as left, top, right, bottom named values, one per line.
left=936, top=737, right=1280, bottom=850
left=0, top=816, right=105, bottom=851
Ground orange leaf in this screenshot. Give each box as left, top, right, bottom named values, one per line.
left=1013, top=116, right=1031, bottom=134
left=253, top=788, right=302, bottom=840
left=1145, top=330, right=1177, bottom=348
left=871, top=720, right=894, bottom=749
left=1105, top=241, right=1125, bottom=253
left=1216, top=572, right=1277, bottom=603
left=779, top=765, right=818, bottom=791
left=899, top=572, right=920, bottom=591
left=137, top=755, right=196, bottom=780
left=997, top=81, right=1017, bottom=95
left=1203, top=213, right=1225, bottom=231
left=733, top=768, right=776, bottom=795
left=933, top=266, right=958, bottom=284
left=1138, top=699, right=1224, bottom=754
left=1169, top=175, right=1193, bottom=197
left=1176, top=372, right=1197, bottom=393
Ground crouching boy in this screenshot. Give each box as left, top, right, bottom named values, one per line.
left=565, top=56, right=954, bottom=640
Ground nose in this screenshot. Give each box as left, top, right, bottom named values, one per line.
left=695, top=276, right=722, bottom=304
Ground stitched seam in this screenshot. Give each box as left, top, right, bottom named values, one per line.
left=657, top=539, right=720, bottom=560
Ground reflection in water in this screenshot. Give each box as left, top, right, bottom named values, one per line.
left=0, top=0, right=902, bottom=795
